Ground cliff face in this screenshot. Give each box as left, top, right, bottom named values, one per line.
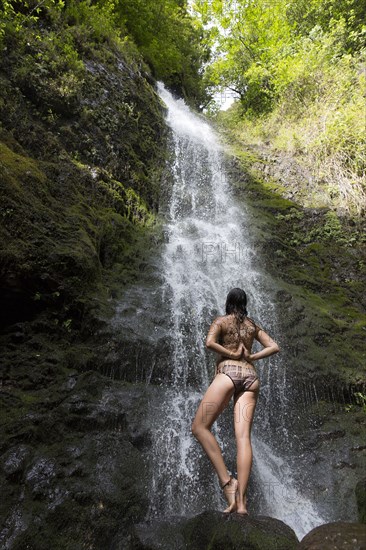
left=223, top=146, right=366, bottom=522
left=0, top=32, right=169, bottom=333
left=1, top=12, right=365, bottom=549
left=0, top=23, right=170, bottom=548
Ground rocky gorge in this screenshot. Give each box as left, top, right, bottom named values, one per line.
left=0, top=8, right=366, bottom=550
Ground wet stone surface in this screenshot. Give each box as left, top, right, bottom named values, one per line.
left=112, top=511, right=299, bottom=550
left=298, top=521, right=366, bottom=549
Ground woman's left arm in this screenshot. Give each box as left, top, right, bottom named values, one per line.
left=245, top=329, right=280, bottom=363
left=206, top=318, right=243, bottom=360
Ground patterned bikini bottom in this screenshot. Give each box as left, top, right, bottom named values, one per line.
left=217, top=364, right=259, bottom=397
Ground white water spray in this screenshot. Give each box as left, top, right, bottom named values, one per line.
left=147, top=83, right=325, bottom=539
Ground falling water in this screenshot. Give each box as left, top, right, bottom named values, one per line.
left=146, top=83, right=326, bottom=539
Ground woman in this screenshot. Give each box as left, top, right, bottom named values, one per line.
left=191, top=288, right=280, bottom=515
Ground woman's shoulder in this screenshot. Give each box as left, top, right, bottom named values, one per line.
left=211, top=314, right=226, bottom=324
left=245, top=316, right=257, bottom=325
left=211, top=314, right=233, bottom=329
left=245, top=317, right=263, bottom=332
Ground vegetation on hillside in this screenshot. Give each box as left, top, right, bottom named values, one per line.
left=194, top=0, right=366, bottom=214
left=0, top=0, right=172, bottom=337
left=0, top=0, right=210, bottom=106
left=0, top=0, right=213, bottom=334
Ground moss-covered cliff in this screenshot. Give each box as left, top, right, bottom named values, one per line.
left=0, top=26, right=169, bottom=329
left=222, top=143, right=366, bottom=386
left=219, top=136, right=366, bottom=521
left=0, top=10, right=172, bottom=548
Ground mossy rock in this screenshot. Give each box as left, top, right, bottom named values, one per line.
left=183, top=512, right=298, bottom=550
left=0, top=20, right=169, bottom=336
left=122, top=511, right=298, bottom=550
left=356, top=480, right=366, bottom=524
left=298, top=521, right=366, bottom=549
left=0, top=374, right=151, bottom=549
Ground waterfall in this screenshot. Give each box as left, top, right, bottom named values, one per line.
left=146, top=83, right=326, bottom=539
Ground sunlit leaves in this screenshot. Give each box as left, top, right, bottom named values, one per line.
left=192, top=0, right=366, bottom=116
left=116, top=0, right=210, bottom=105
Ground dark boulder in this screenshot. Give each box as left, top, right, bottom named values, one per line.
left=0, top=375, right=152, bottom=549
left=298, top=521, right=366, bottom=549
left=113, top=510, right=299, bottom=550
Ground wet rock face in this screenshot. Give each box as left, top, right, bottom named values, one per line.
left=103, top=275, right=174, bottom=384
left=223, top=149, right=366, bottom=525
left=0, top=31, right=173, bottom=547
left=112, top=511, right=299, bottom=550
left=0, top=372, right=154, bottom=549
left=356, top=480, right=366, bottom=524
left=0, top=30, right=169, bottom=337
left=298, top=521, right=366, bottom=549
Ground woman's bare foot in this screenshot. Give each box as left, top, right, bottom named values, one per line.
left=221, top=476, right=238, bottom=513
left=236, top=494, right=248, bottom=515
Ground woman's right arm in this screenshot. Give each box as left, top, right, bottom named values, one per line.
left=206, top=318, right=243, bottom=360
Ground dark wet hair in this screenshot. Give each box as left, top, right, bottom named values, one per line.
left=225, top=288, right=248, bottom=322
left=225, top=288, right=250, bottom=344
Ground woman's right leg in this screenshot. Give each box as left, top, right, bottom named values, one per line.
left=233, top=380, right=259, bottom=514
left=191, top=373, right=234, bottom=487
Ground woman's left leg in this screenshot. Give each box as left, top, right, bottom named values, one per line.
left=233, top=380, right=259, bottom=514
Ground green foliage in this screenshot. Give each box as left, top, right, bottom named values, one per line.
left=200, top=0, right=366, bottom=213
left=0, top=0, right=121, bottom=49
left=116, top=0, right=210, bottom=106
left=195, top=0, right=295, bottom=113
left=63, top=0, right=118, bottom=44
left=7, top=26, right=86, bottom=117
left=0, top=1, right=65, bottom=39
left=62, top=318, right=73, bottom=332
left=0, top=0, right=209, bottom=105
left=286, top=0, right=366, bottom=53
left=345, top=392, right=366, bottom=413
left=275, top=208, right=366, bottom=248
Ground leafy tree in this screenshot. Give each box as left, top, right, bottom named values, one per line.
left=194, top=0, right=294, bottom=115
left=193, top=0, right=365, bottom=114
left=0, top=0, right=210, bottom=106
left=114, top=0, right=211, bottom=106
left=286, top=0, right=366, bottom=53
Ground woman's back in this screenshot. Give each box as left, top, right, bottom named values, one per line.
left=218, top=314, right=261, bottom=352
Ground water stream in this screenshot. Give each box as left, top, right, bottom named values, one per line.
left=145, top=83, right=326, bottom=539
